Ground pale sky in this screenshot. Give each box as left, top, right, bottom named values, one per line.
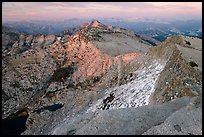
left=2, top=2, right=202, bottom=22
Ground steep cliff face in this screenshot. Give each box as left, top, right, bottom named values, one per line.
left=41, top=20, right=150, bottom=85
left=148, top=36, right=202, bottom=104
left=149, top=46, right=202, bottom=104
left=160, top=35, right=202, bottom=71
left=63, top=32, right=114, bottom=82
left=63, top=27, right=145, bottom=82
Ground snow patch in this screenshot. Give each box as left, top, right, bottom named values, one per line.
left=57, top=37, right=61, bottom=41
left=87, top=61, right=165, bottom=113
left=50, top=61, right=165, bottom=135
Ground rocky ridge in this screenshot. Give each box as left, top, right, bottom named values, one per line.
left=2, top=20, right=151, bottom=134
left=49, top=36, right=202, bottom=135
left=2, top=21, right=202, bottom=135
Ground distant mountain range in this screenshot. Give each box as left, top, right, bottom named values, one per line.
left=3, top=18, right=202, bottom=45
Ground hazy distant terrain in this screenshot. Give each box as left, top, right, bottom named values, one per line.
left=3, top=18, right=202, bottom=44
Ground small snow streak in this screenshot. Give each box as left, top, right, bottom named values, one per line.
left=87, top=61, right=164, bottom=112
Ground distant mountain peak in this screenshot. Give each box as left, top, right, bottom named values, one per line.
left=89, top=20, right=105, bottom=27
left=86, top=20, right=107, bottom=28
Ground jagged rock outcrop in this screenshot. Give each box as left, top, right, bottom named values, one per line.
left=160, top=35, right=202, bottom=71
left=149, top=36, right=202, bottom=104
left=2, top=26, right=21, bottom=53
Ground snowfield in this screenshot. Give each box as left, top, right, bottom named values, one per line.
left=87, top=60, right=165, bottom=112
left=51, top=60, right=165, bottom=135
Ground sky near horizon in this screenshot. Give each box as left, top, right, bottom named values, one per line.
left=2, top=2, right=202, bottom=22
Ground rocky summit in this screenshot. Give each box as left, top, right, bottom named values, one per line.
left=2, top=20, right=202, bottom=135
